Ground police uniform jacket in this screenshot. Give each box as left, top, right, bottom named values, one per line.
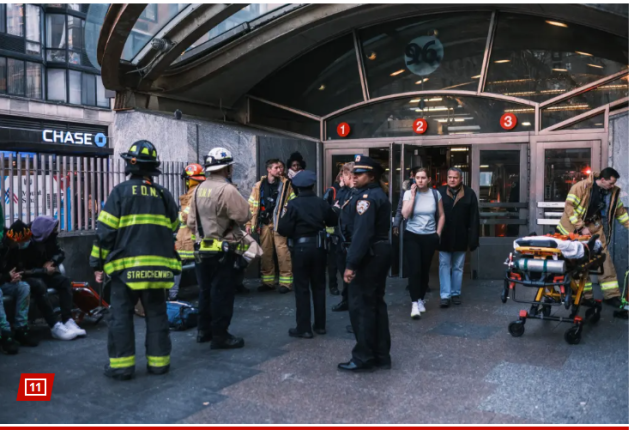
left=89, top=177, right=181, bottom=290
left=344, top=182, right=390, bottom=271
left=278, top=190, right=339, bottom=239
left=337, top=187, right=356, bottom=242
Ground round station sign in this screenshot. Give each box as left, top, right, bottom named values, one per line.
left=337, top=122, right=351, bottom=138
left=500, top=113, right=518, bottom=130
left=413, top=118, right=428, bottom=135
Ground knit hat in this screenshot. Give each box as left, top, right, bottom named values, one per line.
left=6, top=220, right=32, bottom=243
left=31, top=216, right=59, bottom=242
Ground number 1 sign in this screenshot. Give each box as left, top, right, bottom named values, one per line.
left=413, top=118, right=428, bottom=135
left=337, top=122, right=351, bottom=138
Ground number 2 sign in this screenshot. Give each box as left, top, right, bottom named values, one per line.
left=500, top=113, right=517, bottom=130
left=413, top=118, right=428, bottom=135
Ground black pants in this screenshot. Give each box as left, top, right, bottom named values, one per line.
left=291, top=244, right=327, bottom=333
left=195, top=254, right=237, bottom=337
left=337, top=247, right=349, bottom=301
left=327, top=239, right=339, bottom=290
left=26, top=273, right=73, bottom=327
left=404, top=231, right=439, bottom=302
left=107, top=277, right=171, bottom=375
left=348, top=242, right=392, bottom=365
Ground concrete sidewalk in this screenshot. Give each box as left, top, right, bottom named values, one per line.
left=0, top=278, right=629, bottom=424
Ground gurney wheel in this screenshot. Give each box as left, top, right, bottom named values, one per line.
left=585, top=307, right=600, bottom=324
left=542, top=304, right=552, bottom=318
left=564, top=327, right=581, bottom=345
left=501, top=281, right=509, bottom=304
left=508, top=321, right=525, bottom=337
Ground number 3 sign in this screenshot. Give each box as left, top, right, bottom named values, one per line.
left=413, top=118, right=428, bottom=135
left=500, top=113, right=517, bottom=130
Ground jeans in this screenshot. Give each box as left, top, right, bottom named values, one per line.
left=404, top=231, right=439, bottom=302
left=26, top=273, right=74, bottom=327
left=439, top=251, right=466, bottom=299
left=0, top=281, right=30, bottom=331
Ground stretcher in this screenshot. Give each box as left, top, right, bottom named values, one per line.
left=501, top=233, right=606, bottom=344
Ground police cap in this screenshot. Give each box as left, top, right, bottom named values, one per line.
left=352, top=155, right=383, bottom=175
left=291, top=170, right=316, bottom=188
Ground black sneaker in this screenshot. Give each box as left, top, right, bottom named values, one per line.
left=451, top=295, right=461, bottom=305
left=288, top=328, right=313, bottom=339
left=440, top=299, right=451, bottom=308
left=332, top=300, right=349, bottom=312
left=257, top=284, right=275, bottom=293
left=13, top=327, right=39, bottom=347
left=0, top=332, right=19, bottom=355
left=604, top=296, right=622, bottom=308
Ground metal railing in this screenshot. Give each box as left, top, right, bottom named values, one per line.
left=1, top=153, right=187, bottom=232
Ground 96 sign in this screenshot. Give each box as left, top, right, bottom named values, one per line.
left=17, top=373, right=55, bottom=401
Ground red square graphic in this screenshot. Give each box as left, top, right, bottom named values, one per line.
left=16, top=373, right=55, bottom=401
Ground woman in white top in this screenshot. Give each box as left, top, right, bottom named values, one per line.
left=401, top=168, right=445, bottom=319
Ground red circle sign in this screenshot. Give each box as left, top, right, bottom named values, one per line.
left=500, top=113, right=517, bottom=130
left=413, top=118, right=428, bottom=135
left=337, top=122, right=351, bottom=138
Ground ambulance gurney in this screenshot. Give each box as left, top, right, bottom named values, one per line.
left=501, top=233, right=606, bottom=344
left=613, top=271, right=629, bottom=320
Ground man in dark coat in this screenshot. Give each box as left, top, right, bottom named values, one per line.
left=437, top=168, right=479, bottom=307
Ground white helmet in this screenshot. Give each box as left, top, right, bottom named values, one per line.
left=204, top=147, right=233, bottom=172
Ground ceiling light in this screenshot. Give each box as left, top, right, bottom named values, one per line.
left=391, top=69, right=405, bottom=76
left=410, top=98, right=421, bottom=103
left=546, top=20, right=568, bottom=28
left=435, top=119, right=448, bottom=123
left=552, top=68, right=568, bottom=72
left=428, top=97, right=442, bottom=102
left=454, top=118, right=465, bottom=122
left=450, top=148, right=469, bottom=152
left=480, top=165, right=490, bottom=169
left=318, top=84, right=326, bottom=91
left=575, top=51, right=593, bottom=56
left=588, top=64, right=603, bottom=69
left=595, top=123, right=604, bottom=126
left=448, top=125, right=481, bottom=132
left=415, top=78, right=429, bottom=84
left=471, top=75, right=481, bottom=79
left=522, top=122, right=531, bottom=126
left=494, top=60, right=510, bottom=64
left=367, top=52, right=377, bottom=61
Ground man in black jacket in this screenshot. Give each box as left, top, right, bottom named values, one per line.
left=437, top=168, right=480, bottom=307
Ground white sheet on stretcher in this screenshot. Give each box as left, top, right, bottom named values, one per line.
left=513, top=236, right=603, bottom=259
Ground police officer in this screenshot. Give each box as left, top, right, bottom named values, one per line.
left=91, top=140, right=181, bottom=380
left=187, top=147, right=252, bottom=350
left=278, top=171, right=338, bottom=338
left=333, top=162, right=356, bottom=313
left=338, top=156, right=392, bottom=372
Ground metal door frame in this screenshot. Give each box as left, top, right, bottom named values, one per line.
left=323, top=147, right=369, bottom=190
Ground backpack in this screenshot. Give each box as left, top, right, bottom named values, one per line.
left=166, top=301, right=198, bottom=331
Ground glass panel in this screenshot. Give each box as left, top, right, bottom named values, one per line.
left=81, top=73, right=96, bottom=106
left=485, top=13, right=628, bottom=102
left=68, top=70, right=81, bottom=104
left=479, top=149, right=522, bottom=237
left=122, top=4, right=188, bottom=61
left=542, top=76, right=629, bottom=128
left=560, top=112, right=606, bottom=130
left=96, top=75, right=109, bottom=107
left=326, top=95, right=534, bottom=140
left=68, top=4, right=89, bottom=13
left=68, top=16, right=85, bottom=50
left=250, top=99, right=320, bottom=138
left=7, top=4, right=24, bottom=37
left=26, top=41, right=40, bottom=56
left=26, top=62, right=42, bottom=99
left=360, top=12, right=491, bottom=98
left=544, top=148, right=591, bottom=202
left=251, top=34, right=362, bottom=116
left=369, top=147, right=391, bottom=194
left=85, top=4, right=110, bottom=70
left=26, top=4, right=41, bottom=42
left=46, top=14, right=66, bottom=49
left=7, top=58, right=24, bottom=95
left=330, top=153, right=359, bottom=188
left=0, top=5, right=5, bottom=34
left=47, top=49, right=66, bottom=62
left=47, top=68, right=67, bottom=102
left=0, top=57, right=6, bottom=93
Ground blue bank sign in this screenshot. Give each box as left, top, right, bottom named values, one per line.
left=42, top=130, right=108, bottom=148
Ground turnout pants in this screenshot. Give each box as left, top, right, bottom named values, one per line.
left=107, top=277, right=171, bottom=376
left=584, top=223, right=620, bottom=300
left=291, top=244, right=327, bottom=333
left=348, top=242, right=392, bottom=366
left=196, top=254, right=238, bottom=338
left=260, top=223, right=293, bottom=289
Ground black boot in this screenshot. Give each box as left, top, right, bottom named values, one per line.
left=147, top=365, right=170, bottom=375
left=329, top=287, right=340, bottom=296
left=210, top=334, right=245, bottom=350
left=14, top=327, right=39, bottom=347
left=0, top=332, right=19, bottom=355
left=332, top=300, right=349, bottom=312
left=197, top=330, right=212, bottom=343
left=604, top=296, right=622, bottom=308
left=288, top=328, right=313, bottom=339
left=257, top=284, right=275, bottom=293
left=104, top=364, right=134, bottom=381
left=278, top=286, right=291, bottom=294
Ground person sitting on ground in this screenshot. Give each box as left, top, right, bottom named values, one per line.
left=0, top=221, right=39, bottom=349
left=20, top=216, right=85, bottom=340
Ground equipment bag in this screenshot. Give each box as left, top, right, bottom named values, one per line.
left=166, top=301, right=199, bottom=331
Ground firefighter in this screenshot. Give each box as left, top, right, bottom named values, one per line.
left=91, top=140, right=181, bottom=381
left=247, top=159, right=295, bottom=293
left=557, top=167, right=629, bottom=307
left=170, top=163, right=206, bottom=301
left=187, top=147, right=252, bottom=349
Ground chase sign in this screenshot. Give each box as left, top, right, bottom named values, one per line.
left=42, top=130, right=108, bottom=148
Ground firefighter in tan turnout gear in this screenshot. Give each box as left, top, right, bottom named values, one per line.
left=557, top=167, right=629, bottom=307
left=187, top=147, right=253, bottom=349
left=247, top=159, right=296, bottom=293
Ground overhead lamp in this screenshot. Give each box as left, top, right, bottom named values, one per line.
left=480, top=165, right=489, bottom=168
left=552, top=68, right=568, bottom=72
left=471, top=75, right=481, bottom=79
left=522, top=122, right=532, bottom=126
left=367, top=52, right=377, bottom=61
left=575, top=51, right=593, bottom=56
left=450, top=148, right=469, bottom=152
left=415, top=78, right=429, bottom=84
left=391, top=69, right=405, bottom=76
left=546, top=20, right=568, bottom=28
left=428, top=97, right=442, bottom=102
left=410, top=98, right=421, bottom=103
left=318, top=84, right=326, bottom=91
left=588, top=64, right=603, bottom=69
left=494, top=59, right=510, bottom=64
left=435, top=119, right=448, bottom=123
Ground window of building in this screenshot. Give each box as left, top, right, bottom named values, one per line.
left=97, top=76, right=109, bottom=108
left=81, top=71, right=96, bottom=106
left=26, top=62, right=42, bottom=99
left=47, top=68, right=67, bottom=102
left=6, top=4, right=24, bottom=37
left=122, top=4, right=188, bottom=61
left=7, top=58, right=24, bottom=95
left=46, top=14, right=66, bottom=62
left=0, top=5, right=6, bottom=34
left=69, top=69, right=81, bottom=104
left=67, top=15, right=84, bottom=50
left=0, top=57, right=6, bottom=93
left=484, top=13, right=629, bottom=102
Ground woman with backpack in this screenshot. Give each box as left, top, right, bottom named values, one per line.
left=401, top=168, right=445, bottom=320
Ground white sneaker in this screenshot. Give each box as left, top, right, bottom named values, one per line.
left=65, top=318, right=87, bottom=337
left=51, top=322, right=78, bottom=341
left=417, top=299, right=426, bottom=313
left=411, top=302, right=421, bottom=320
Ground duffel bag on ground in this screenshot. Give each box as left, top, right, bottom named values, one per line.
left=166, top=300, right=198, bottom=331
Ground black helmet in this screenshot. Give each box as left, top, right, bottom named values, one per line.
left=120, top=140, right=161, bottom=176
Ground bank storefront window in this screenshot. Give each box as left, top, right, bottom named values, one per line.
left=360, top=12, right=491, bottom=98
left=326, top=95, right=534, bottom=140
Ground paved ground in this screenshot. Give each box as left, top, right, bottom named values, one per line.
left=0, top=277, right=629, bottom=425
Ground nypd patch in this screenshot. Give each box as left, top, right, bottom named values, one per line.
left=356, top=200, right=370, bottom=215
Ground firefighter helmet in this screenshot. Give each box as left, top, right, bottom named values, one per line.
left=181, top=163, right=206, bottom=182
left=120, top=140, right=161, bottom=176
left=204, top=147, right=233, bottom=172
